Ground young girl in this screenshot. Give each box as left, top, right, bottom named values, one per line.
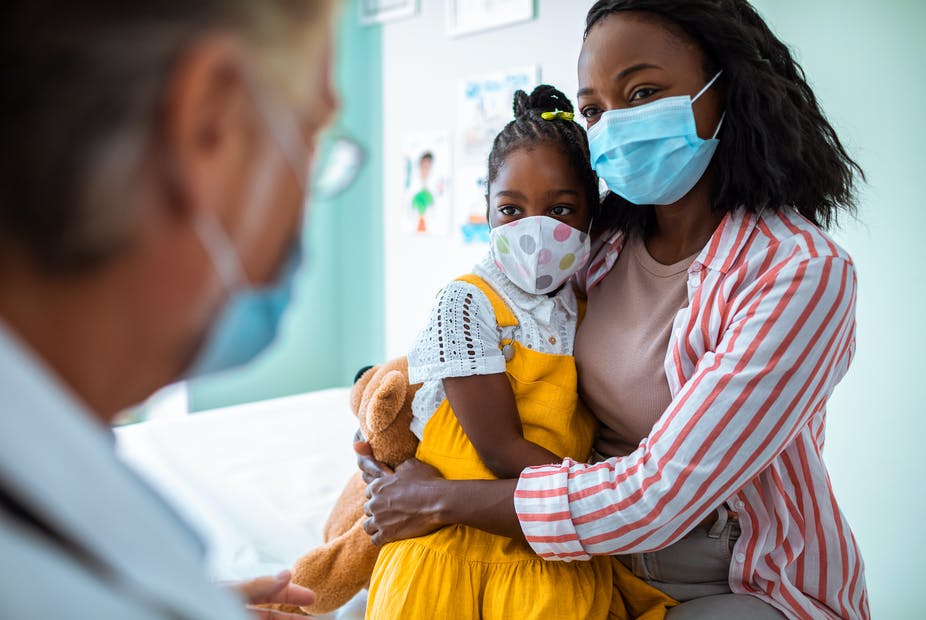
left=366, top=86, right=675, bottom=619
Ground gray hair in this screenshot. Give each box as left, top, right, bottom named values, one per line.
left=0, top=1, right=334, bottom=272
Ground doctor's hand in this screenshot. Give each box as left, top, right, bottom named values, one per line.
left=231, top=570, right=316, bottom=619
left=357, top=447, right=447, bottom=546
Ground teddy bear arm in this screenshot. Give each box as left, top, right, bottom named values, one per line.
left=292, top=518, right=381, bottom=615
left=323, top=472, right=368, bottom=542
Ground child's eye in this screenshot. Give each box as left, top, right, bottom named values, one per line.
left=498, top=205, right=520, bottom=216
left=550, top=205, right=573, bottom=216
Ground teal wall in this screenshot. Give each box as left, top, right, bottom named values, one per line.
left=188, top=0, right=384, bottom=410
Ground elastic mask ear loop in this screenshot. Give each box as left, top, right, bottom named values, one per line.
left=246, top=70, right=312, bottom=200
left=194, top=215, right=248, bottom=291
left=711, top=113, right=726, bottom=139
left=690, top=70, right=725, bottom=140
left=691, top=70, right=723, bottom=104
left=194, top=77, right=301, bottom=294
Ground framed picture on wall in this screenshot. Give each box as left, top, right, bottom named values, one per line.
left=400, top=131, right=452, bottom=236
left=360, top=0, right=419, bottom=25
left=447, top=0, right=536, bottom=38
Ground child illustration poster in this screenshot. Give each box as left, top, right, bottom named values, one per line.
left=402, top=132, right=451, bottom=235
left=456, top=66, right=540, bottom=244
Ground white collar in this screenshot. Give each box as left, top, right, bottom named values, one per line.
left=472, top=254, right=578, bottom=326
left=0, top=320, right=247, bottom=619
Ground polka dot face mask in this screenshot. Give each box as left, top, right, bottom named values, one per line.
left=490, top=215, right=591, bottom=295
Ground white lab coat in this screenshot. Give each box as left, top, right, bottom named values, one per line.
left=0, top=322, right=250, bottom=620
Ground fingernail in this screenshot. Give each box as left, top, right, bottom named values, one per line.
left=275, top=569, right=291, bottom=582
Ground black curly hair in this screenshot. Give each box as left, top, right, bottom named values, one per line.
left=585, top=0, right=863, bottom=233
left=487, top=84, right=600, bottom=221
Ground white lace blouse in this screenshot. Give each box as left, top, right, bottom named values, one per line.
left=407, top=253, right=579, bottom=439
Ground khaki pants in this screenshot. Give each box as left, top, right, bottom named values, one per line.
left=617, top=506, right=785, bottom=619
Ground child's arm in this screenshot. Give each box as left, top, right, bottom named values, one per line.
left=443, top=373, right=560, bottom=479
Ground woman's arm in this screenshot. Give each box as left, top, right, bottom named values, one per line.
left=443, top=373, right=560, bottom=478
left=356, top=442, right=521, bottom=545
left=515, top=254, right=858, bottom=560
left=355, top=278, right=556, bottom=544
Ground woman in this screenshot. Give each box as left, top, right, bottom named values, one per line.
left=359, top=1, right=868, bottom=618
left=0, top=1, right=338, bottom=618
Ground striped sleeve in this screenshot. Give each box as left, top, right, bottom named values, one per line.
left=515, top=255, right=857, bottom=560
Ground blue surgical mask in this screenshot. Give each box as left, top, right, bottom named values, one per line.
left=186, top=214, right=304, bottom=378
left=588, top=71, right=724, bottom=206
left=186, top=81, right=311, bottom=379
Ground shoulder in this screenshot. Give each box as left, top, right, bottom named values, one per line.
left=716, top=208, right=855, bottom=285
left=0, top=512, right=233, bottom=619
left=0, top=514, right=125, bottom=611
left=408, top=274, right=507, bottom=381
left=581, top=228, right=626, bottom=292
left=713, top=208, right=857, bottom=313
left=411, top=276, right=501, bottom=347
left=432, top=278, right=496, bottom=321
left=751, top=208, right=853, bottom=265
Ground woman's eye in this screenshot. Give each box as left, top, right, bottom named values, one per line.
left=580, top=106, right=601, bottom=120
left=629, top=87, right=657, bottom=102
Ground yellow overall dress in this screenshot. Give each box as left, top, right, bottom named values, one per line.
left=366, top=275, right=676, bottom=620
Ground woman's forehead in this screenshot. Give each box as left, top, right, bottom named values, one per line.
left=578, top=13, right=702, bottom=83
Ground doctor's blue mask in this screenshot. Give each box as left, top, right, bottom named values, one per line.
left=186, top=82, right=311, bottom=379
left=588, top=71, right=724, bottom=206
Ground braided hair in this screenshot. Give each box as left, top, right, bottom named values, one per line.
left=487, top=84, right=600, bottom=221
left=585, top=0, right=863, bottom=233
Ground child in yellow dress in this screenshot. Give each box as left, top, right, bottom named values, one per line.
left=366, top=85, right=675, bottom=619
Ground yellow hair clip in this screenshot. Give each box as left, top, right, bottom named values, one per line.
left=540, top=110, right=575, bottom=121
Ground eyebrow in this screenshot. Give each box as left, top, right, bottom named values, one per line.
left=545, top=189, right=580, bottom=198
left=494, top=189, right=527, bottom=200
left=493, top=189, right=580, bottom=199
left=577, top=62, right=663, bottom=97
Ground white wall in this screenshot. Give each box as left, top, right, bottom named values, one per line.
left=382, top=0, right=597, bottom=358
left=381, top=1, right=925, bottom=616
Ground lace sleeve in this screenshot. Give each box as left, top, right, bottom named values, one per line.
left=407, top=280, right=506, bottom=383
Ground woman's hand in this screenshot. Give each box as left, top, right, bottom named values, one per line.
left=229, top=570, right=316, bottom=619
left=354, top=440, right=446, bottom=546
left=354, top=435, right=526, bottom=544
left=354, top=432, right=392, bottom=484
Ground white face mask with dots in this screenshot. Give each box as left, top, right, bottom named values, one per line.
left=489, top=215, right=591, bottom=295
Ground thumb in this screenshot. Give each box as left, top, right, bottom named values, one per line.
left=353, top=440, right=373, bottom=456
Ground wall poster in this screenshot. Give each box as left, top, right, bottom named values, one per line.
left=455, top=65, right=540, bottom=244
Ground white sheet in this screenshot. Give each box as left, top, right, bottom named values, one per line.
left=115, top=388, right=367, bottom=618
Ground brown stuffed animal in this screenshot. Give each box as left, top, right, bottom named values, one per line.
left=289, top=356, right=421, bottom=616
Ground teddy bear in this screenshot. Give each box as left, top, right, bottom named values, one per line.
left=287, top=356, right=421, bottom=616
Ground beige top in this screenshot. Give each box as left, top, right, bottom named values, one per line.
left=575, top=234, right=697, bottom=457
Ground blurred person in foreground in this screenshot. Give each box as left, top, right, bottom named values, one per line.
left=0, top=1, right=340, bottom=618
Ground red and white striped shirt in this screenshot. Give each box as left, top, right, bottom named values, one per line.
left=514, top=208, right=868, bottom=619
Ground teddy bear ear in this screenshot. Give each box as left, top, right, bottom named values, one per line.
left=365, top=370, right=408, bottom=434
left=350, top=365, right=378, bottom=417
